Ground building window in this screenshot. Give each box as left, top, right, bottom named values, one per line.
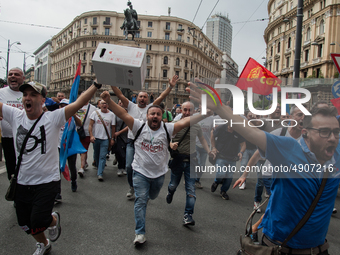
left=276, top=60, right=279, bottom=71
left=146, top=55, right=150, bottom=64
left=165, top=33, right=170, bottom=40
left=162, top=83, right=167, bottom=90
left=105, top=17, right=110, bottom=24
left=93, top=17, right=97, bottom=25
left=83, top=52, right=86, bottom=60
left=147, top=31, right=152, bottom=37
left=185, top=59, right=188, bottom=68
left=288, top=37, right=291, bottom=48
left=166, top=22, right=170, bottom=30
left=82, top=65, right=86, bottom=73
left=178, top=35, right=182, bottom=41
left=319, top=20, right=325, bottom=35
left=148, top=21, right=153, bottom=27
left=187, top=37, right=190, bottom=43
left=317, top=44, right=323, bottom=57
left=163, top=69, right=167, bottom=78
left=83, top=41, right=87, bottom=48
left=277, top=42, right=281, bottom=53
left=146, top=44, right=152, bottom=50
left=271, top=46, right=273, bottom=56
left=92, top=28, right=97, bottom=35
left=92, top=41, right=96, bottom=47
left=306, top=27, right=311, bottom=41
left=176, top=47, right=181, bottom=53
left=145, top=82, right=149, bottom=90
left=163, top=56, right=168, bottom=64
left=286, top=57, right=290, bottom=67
left=175, top=71, right=179, bottom=77
left=137, top=20, right=141, bottom=27
left=305, top=49, right=309, bottom=61
left=84, top=18, right=87, bottom=24
left=176, top=58, right=180, bottom=66
left=164, top=46, right=169, bottom=51
left=135, top=31, right=140, bottom=38
left=184, top=72, right=188, bottom=80
left=147, top=69, right=150, bottom=77
left=105, top=28, right=110, bottom=35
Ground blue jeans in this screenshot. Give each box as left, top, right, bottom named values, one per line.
left=214, top=158, right=236, bottom=193
left=168, top=161, right=196, bottom=215
left=195, top=145, right=208, bottom=181
left=240, top=148, right=257, bottom=177
left=133, top=171, right=165, bottom=235
left=93, top=138, right=109, bottom=176
left=125, top=139, right=135, bottom=187
left=254, top=172, right=272, bottom=202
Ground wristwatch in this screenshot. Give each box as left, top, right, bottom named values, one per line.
left=94, top=82, right=102, bottom=89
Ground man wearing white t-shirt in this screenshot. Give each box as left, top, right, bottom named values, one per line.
left=100, top=91, right=209, bottom=245
left=0, top=67, right=24, bottom=180
left=0, top=81, right=101, bottom=255
left=76, top=96, right=97, bottom=177
left=111, top=75, right=179, bottom=199
left=89, top=100, right=115, bottom=181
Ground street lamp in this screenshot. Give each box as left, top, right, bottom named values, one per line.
left=293, top=0, right=304, bottom=88
left=6, top=40, right=21, bottom=79
left=23, top=53, right=34, bottom=72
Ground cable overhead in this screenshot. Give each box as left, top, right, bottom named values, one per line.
left=231, top=18, right=268, bottom=24
left=0, top=20, right=62, bottom=29
left=192, top=0, right=204, bottom=24
left=200, top=0, right=220, bottom=30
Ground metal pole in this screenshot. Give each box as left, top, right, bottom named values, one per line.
left=293, top=0, right=303, bottom=88
left=157, top=73, right=160, bottom=97
left=23, top=53, right=26, bottom=72
left=6, top=40, right=10, bottom=80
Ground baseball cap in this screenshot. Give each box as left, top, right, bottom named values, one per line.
left=19, top=81, right=47, bottom=98
left=59, top=99, right=70, bottom=105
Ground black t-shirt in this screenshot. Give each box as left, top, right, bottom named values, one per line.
left=213, top=124, right=245, bottom=160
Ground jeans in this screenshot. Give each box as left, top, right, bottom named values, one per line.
left=240, top=148, right=257, bottom=177
left=254, top=172, right=272, bottom=202
left=133, top=171, right=165, bottom=235
left=93, top=138, right=109, bottom=176
left=125, top=139, right=135, bottom=187
left=214, top=158, right=236, bottom=193
left=195, top=145, right=208, bottom=182
left=168, top=161, right=196, bottom=215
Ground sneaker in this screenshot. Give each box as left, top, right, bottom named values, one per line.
left=78, top=168, right=84, bottom=177
left=183, top=213, right=195, bottom=226
left=333, top=208, right=337, bottom=214
left=126, top=187, right=135, bottom=199
left=106, top=154, right=110, bottom=159
left=133, top=234, right=146, bottom=245
left=239, top=182, right=246, bottom=190
left=113, top=158, right=118, bottom=165
left=166, top=192, right=173, bottom=204
left=123, top=170, right=127, bottom=175
left=98, top=175, right=104, bottom=182
left=117, top=169, right=123, bottom=176
left=195, top=181, right=203, bottom=189
left=264, top=190, right=270, bottom=198
left=85, top=163, right=89, bottom=169
left=211, top=182, right=218, bottom=193
left=71, top=181, right=77, bottom=192
left=220, top=191, right=229, bottom=200
left=48, top=212, right=61, bottom=242
left=33, top=239, right=51, bottom=255
left=254, top=202, right=261, bottom=213
left=54, top=193, right=62, bottom=204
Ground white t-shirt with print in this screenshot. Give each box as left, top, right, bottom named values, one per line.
left=127, top=101, right=153, bottom=139
left=77, top=103, right=97, bottom=136
left=131, top=119, right=174, bottom=178
left=89, top=110, right=116, bottom=139
left=2, top=105, right=67, bottom=185
left=261, top=127, right=302, bottom=176
left=0, top=87, right=24, bottom=137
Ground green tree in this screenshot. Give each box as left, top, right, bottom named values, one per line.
left=0, top=78, right=6, bottom=88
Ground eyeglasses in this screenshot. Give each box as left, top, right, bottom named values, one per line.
left=306, top=127, right=340, bottom=138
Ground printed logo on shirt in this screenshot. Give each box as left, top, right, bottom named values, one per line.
left=16, top=125, right=46, bottom=155
left=141, top=138, right=164, bottom=153
left=6, top=102, right=24, bottom=110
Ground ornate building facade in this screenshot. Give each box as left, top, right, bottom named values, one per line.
left=264, top=0, right=340, bottom=108
left=48, top=11, right=238, bottom=108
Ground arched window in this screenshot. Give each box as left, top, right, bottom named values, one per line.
left=146, top=55, right=151, bottom=64
left=319, top=20, right=325, bottom=35
left=306, top=27, right=311, bottom=41
left=163, top=56, right=168, bottom=65
left=288, top=37, right=291, bottom=48
left=176, top=58, right=180, bottom=66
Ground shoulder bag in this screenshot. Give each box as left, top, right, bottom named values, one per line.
left=5, top=113, right=44, bottom=201
left=95, top=110, right=113, bottom=151
left=77, top=104, right=90, bottom=140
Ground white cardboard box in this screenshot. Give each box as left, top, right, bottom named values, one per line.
left=92, top=43, right=146, bottom=90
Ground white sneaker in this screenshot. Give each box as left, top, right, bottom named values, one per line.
left=33, top=239, right=51, bottom=255
left=133, top=234, right=146, bottom=245
left=333, top=208, right=337, bottom=214
left=264, top=190, right=270, bottom=198
left=254, top=202, right=261, bottom=213
left=123, top=170, right=127, bottom=175
left=239, top=182, right=246, bottom=190
left=117, top=169, right=123, bottom=176
left=48, top=212, right=61, bottom=242
left=126, top=187, right=135, bottom=199
left=78, top=168, right=84, bottom=177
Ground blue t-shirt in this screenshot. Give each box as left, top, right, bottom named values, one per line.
left=259, top=133, right=340, bottom=249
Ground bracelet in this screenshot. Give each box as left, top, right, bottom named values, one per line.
left=94, top=82, right=102, bottom=89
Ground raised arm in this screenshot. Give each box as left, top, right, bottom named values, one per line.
left=101, top=91, right=134, bottom=130
left=65, top=83, right=98, bottom=120
left=173, top=113, right=207, bottom=136
left=153, top=75, right=179, bottom=106
left=110, top=86, right=129, bottom=108
left=187, top=81, right=267, bottom=152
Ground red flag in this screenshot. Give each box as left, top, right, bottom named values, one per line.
left=331, top=97, right=340, bottom=115
left=236, top=58, right=282, bottom=95
left=62, top=165, right=71, bottom=181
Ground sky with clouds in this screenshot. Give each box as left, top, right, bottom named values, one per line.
left=0, top=0, right=269, bottom=79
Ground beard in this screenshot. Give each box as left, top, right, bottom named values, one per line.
left=148, top=119, right=161, bottom=130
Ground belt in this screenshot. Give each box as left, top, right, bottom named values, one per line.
left=263, top=235, right=329, bottom=255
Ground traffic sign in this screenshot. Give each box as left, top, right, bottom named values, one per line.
left=265, top=94, right=272, bottom=100
left=331, top=53, right=340, bottom=74
left=332, top=80, right=340, bottom=98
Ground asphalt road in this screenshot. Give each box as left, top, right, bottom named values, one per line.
left=0, top=147, right=340, bottom=255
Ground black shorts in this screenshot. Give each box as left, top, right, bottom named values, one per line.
left=15, top=181, right=60, bottom=235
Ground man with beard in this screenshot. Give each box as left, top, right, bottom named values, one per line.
left=0, top=68, right=24, bottom=181
left=111, top=75, right=179, bottom=199
left=188, top=82, right=340, bottom=254
left=100, top=91, right=209, bottom=245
